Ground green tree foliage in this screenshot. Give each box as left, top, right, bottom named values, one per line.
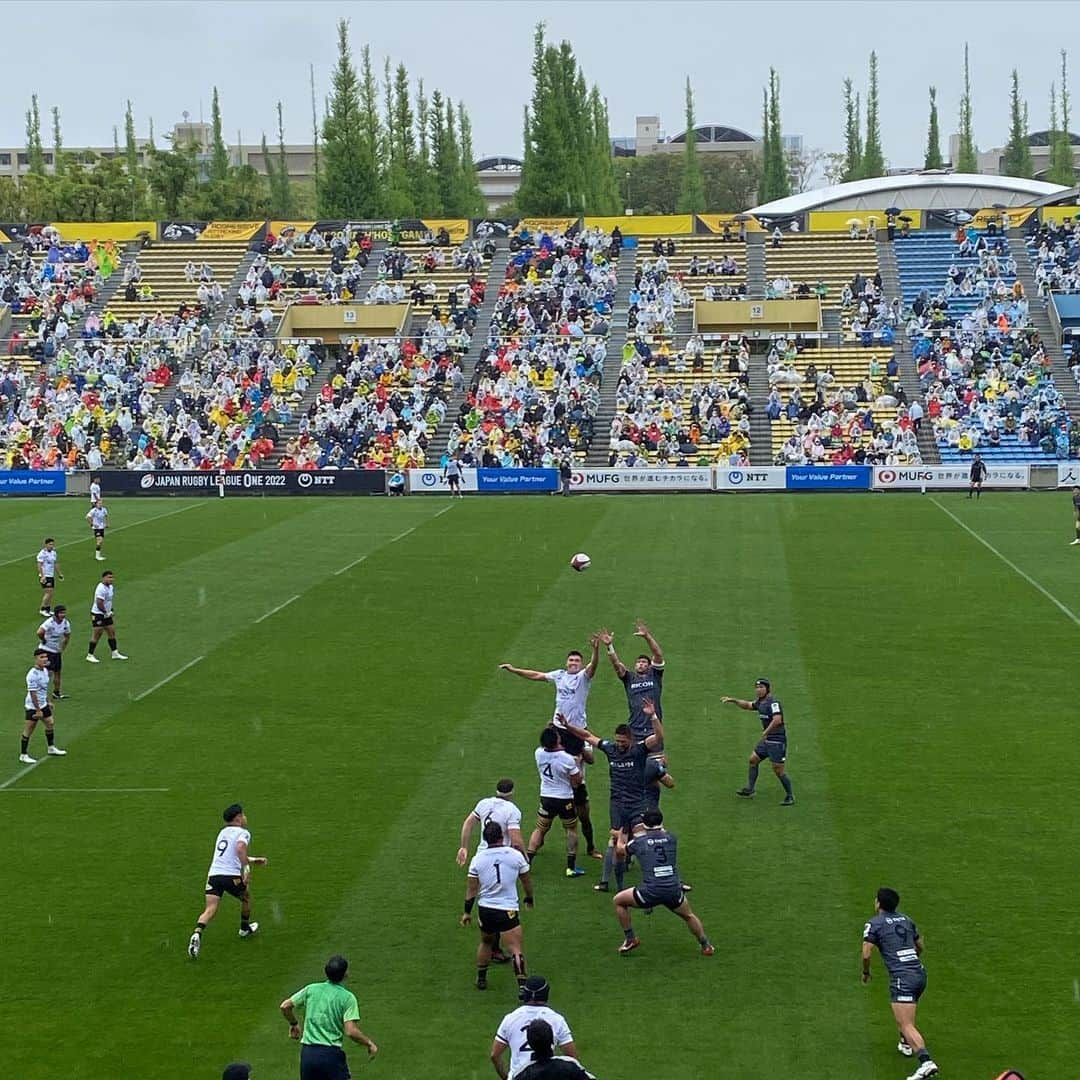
left=1049, top=50, right=1076, bottom=186
left=956, top=44, right=979, bottom=173
left=456, top=102, right=486, bottom=217
left=147, top=139, right=199, bottom=217
left=209, top=87, right=230, bottom=184
left=619, top=153, right=760, bottom=215
left=759, top=68, right=789, bottom=202
left=319, top=19, right=369, bottom=218
left=861, top=51, right=885, bottom=178
left=412, top=80, right=440, bottom=216
left=25, top=94, right=45, bottom=177
left=516, top=23, right=619, bottom=215
left=677, top=78, right=705, bottom=213
left=1002, top=70, right=1034, bottom=179
left=841, top=78, right=862, bottom=182
left=51, top=106, right=64, bottom=179
left=273, top=101, right=294, bottom=216
left=924, top=87, right=944, bottom=169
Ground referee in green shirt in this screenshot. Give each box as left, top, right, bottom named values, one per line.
left=280, top=954, right=378, bottom=1079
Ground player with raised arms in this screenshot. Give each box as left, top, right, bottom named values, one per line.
left=500, top=638, right=602, bottom=860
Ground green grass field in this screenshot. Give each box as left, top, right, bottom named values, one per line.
left=2, top=491, right=1078, bottom=1080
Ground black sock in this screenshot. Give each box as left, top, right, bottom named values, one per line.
left=108, top=638, right=118, bottom=652
left=566, top=854, right=577, bottom=871
left=779, top=773, right=793, bottom=796
left=747, top=763, right=759, bottom=790
left=20, top=736, right=29, bottom=754
left=46, top=729, right=54, bottom=747
left=917, top=1049, right=931, bottom=1063
left=614, top=858, right=626, bottom=891
left=581, top=817, right=595, bottom=851
left=194, top=922, right=206, bottom=934
left=88, top=640, right=98, bottom=654
left=240, top=918, right=252, bottom=931
left=623, top=926, right=635, bottom=941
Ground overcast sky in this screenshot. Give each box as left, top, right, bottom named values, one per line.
left=3, top=0, right=1079, bottom=166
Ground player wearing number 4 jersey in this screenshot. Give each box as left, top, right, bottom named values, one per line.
left=863, top=887, right=939, bottom=1080
left=463, top=821, right=534, bottom=991
left=500, top=640, right=603, bottom=860
left=491, top=976, right=577, bottom=1080
left=527, top=728, right=584, bottom=876
left=188, top=804, right=268, bottom=959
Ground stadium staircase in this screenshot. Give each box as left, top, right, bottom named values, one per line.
left=1011, top=228, right=1080, bottom=424
left=426, top=242, right=511, bottom=462
left=876, top=237, right=939, bottom=463
left=745, top=231, right=765, bottom=300
left=746, top=353, right=772, bottom=465
left=584, top=246, right=638, bottom=466
left=214, top=248, right=261, bottom=332
left=74, top=240, right=138, bottom=337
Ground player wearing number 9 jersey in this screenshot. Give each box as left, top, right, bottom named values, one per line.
left=462, top=821, right=534, bottom=991
left=862, top=887, right=938, bottom=1080
left=187, top=803, right=268, bottom=960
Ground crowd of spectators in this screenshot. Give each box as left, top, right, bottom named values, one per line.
left=441, top=226, right=614, bottom=466
left=765, top=338, right=920, bottom=466
left=1029, top=217, right=1080, bottom=295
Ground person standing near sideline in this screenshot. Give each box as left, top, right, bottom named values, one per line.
left=86, top=570, right=127, bottom=663
left=1071, top=485, right=1080, bottom=545
left=37, top=604, right=71, bottom=700
left=280, top=954, right=379, bottom=1079
left=19, top=648, right=67, bottom=764
left=89, top=475, right=102, bottom=506
left=968, top=453, right=987, bottom=499
left=862, top=887, right=939, bottom=1080
left=36, top=537, right=62, bottom=616
left=86, top=501, right=109, bottom=561
left=444, top=452, right=465, bottom=498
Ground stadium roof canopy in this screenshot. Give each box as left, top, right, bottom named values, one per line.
left=751, top=172, right=1068, bottom=215
left=670, top=124, right=756, bottom=144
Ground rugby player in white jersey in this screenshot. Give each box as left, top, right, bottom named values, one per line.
left=19, top=648, right=67, bottom=763
left=85, top=501, right=108, bottom=561
left=86, top=570, right=127, bottom=662
left=188, top=803, right=268, bottom=959
left=491, top=976, right=577, bottom=1080
left=462, top=820, right=534, bottom=991
left=526, top=728, right=586, bottom=877
left=458, top=778, right=525, bottom=966
left=500, top=638, right=602, bottom=859
left=37, top=604, right=71, bottom=700
left=36, top=537, right=62, bottom=616
left=89, top=476, right=102, bottom=506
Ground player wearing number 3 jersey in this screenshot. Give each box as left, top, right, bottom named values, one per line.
left=463, top=821, right=534, bottom=992
left=187, top=803, right=268, bottom=959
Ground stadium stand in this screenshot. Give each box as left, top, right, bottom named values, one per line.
left=896, top=227, right=1077, bottom=462
left=1027, top=216, right=1080, bottom=295
left=634, top=235, right=748, bottom=307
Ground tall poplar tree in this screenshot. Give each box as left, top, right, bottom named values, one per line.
left=1001, top=70, right=1033, bottom=179
left=861, top=51, right=885, bottom=177
left=677, top=77, right=705, bottom=212
left=956, top=44, right=978, bottom=173
left=320, top=19, right=370, bottom=217
left=924, top=87, right=943, bottom=169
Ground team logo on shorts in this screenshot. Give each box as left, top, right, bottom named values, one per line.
left=140, top=474, right=156, bottom=489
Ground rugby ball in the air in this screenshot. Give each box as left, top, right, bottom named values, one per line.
left=570, top=553, right=591, bottom=572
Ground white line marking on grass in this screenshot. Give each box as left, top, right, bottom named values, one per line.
left=0, top=763, right=40, bottom=790
left=334, top=555, right=367, bottom=576
left=255, top=594, right=300, bottom=624
left=930, top=496, right=1080, bottom=627
left=333, top=503, right=454, bottom=574
left=133, top=655, right=205, bottom=701
left=0, top=501, right=202, bottom=569
left=0, top=787, right=170, bottom=793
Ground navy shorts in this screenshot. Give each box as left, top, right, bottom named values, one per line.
left=754, top=739, right=786, bottom=764
left=889, top=969, right=927, bottom=1004
left=300, top=1042, right=351, bottom=1080
left=633, top=884, right=685, bottom=911
left=45, top=651, right=62, bottom=673
left=609, top=802, right=643, bottom=835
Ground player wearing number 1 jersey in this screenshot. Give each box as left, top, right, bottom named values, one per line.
left=862, top=887, right=938, bottom=1080
left=188, top=803, right=268, bottom=959
left=463, top=821, right=534, bottom=991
